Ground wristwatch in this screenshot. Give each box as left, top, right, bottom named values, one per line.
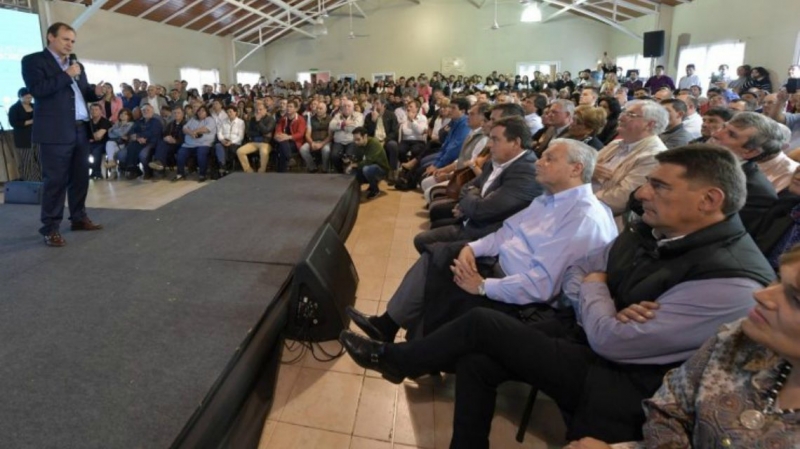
left=477, top=280, right=486, bottom=296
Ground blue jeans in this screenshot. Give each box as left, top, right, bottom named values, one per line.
left=355, top=164, right=386, bottom=193
left=176, top=145, right=211, bottom=176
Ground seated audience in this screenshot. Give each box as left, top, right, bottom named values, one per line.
left=755, top=166, right=800, bottom=271
left=139, top=85, right=168, bottom=113
left=567, top=105, right=606, bottom=150
left=214, top=105, right=245, bottom=177
left=709, top=111, right=780, bottom=231
left=174, top=105, right=217, bottom=182
left=273, top=100, right=307, bottom=172
left=299, top=101, right=332, bottom=173
left=348, top=127, right=391, bottom=199
left=755, top=122, right=796, bottom=192
left=420, top=102, right=491, bottom=203
left=690, top=107, right=734, bottom=144
left=87, top=103, right=111, bottom=180
left=104, top=108, right=134, bottom=178
left=579, top=87, right=599, bottom=107
left=99, top=83, right=122, bottom=123
left=596, top=96, right=621, bottom=145
left=676, top=93, right=702, bottom=139
left=593, top=100, right=668, bottom=228
left=410, top=97, right=472, bottom=188
left=148, top=107, right=187, bottom=177
left=522, top=94, right=547, bottom=136
left=349, top=132, right=614, bottom=346
left=120, top=86, right=138, bottom=111
left=532, top=99, right=574, bottom=156
left=397, top=99, right=431, bottom=168
left=568, top=245, right=800, bottom=449
left=124, top=104, right=163, bottom=180
left=329, top=99, right=364, bottom=172
left=237, top=102, right=276, bottom=173
left=659, top=99, right=693, bottom=149
left=340, top=145, right=774, bottom=447
left=363, top=98, right=400, bottom=182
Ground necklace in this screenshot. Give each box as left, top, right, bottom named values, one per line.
left=739, top=360, right=796, bottom=430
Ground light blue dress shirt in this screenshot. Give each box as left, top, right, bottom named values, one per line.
left=47, top=48, right=89, bottom=121
left=468, top=183, right=618, bottom=306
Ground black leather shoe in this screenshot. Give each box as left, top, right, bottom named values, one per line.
left=346, top=306, right=390, bottom=342
left=339, top=330, right=404, bottom=384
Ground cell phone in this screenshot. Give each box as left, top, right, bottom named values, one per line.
left=787, top=78, right=800, bottom=94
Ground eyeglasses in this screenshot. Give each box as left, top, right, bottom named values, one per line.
left=621, top=110, right=644, bottom=119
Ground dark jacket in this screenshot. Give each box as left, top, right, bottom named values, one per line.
left=21, top=49, right=100, bottom=144
left=458, top=151, right=542, bottom=232
left=363, top=110, right=399, bottom=143
left=753, top=190, right=800, bottom=257
left=130, top=117, right=163, bottom=146
left=740, top=160, right=779, bottom=234
left=576, top=214, right=774, bottom=443
left=163, top=118, right=187, bottom=147
left=8, top=101, right=33, bottom=148
left=246, top=115, right=276, bottom=141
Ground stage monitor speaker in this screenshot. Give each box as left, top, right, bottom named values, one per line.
left=285, top=223, right=359, bottom=342
left=643, top=30, right=665, bottom=58
left=4, top=181, right=43, bottom=204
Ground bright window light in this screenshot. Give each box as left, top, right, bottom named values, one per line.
left=521, top=4, right=542, bottom=23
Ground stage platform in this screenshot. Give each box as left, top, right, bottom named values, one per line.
left=0, top=173, right=359, bottom=449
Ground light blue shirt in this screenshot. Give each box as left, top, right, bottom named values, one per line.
left=468, top=183, right=618, bottom=306
left=47, top=48, right=89, bottom=121
left=182, top=117, right=217, bottom=148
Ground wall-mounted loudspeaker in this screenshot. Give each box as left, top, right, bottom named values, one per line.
left=643, top=30, right=666, bottom=58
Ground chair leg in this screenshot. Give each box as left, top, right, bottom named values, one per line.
left=516, top=387, right=538, bottom=443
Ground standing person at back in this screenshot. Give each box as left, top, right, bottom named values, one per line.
left=21, top=22, right=104, bottom=247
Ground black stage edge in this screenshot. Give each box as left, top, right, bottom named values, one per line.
left=0, top=173, right=359, bottom=449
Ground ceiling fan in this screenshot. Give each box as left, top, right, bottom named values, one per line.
left=486, top=0, right=520, bottom=30
left=346, top=1, right=369, bottom=39
left=312, top=0, right=328, bottom=36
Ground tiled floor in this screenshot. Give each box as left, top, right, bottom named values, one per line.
left=261, top=184, right=568, bottom=449
left=1, top=176, right=567, bottom=448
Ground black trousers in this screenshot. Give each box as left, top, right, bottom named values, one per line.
left=39, top=123, right=91, bottom=235
left=387, top=306, right=671, bottom=448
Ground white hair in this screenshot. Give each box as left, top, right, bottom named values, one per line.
left=549, top=138, right=597, bottom=183
left=628, top=99, right=669, bottom=135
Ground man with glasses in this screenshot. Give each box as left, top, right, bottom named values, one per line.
left=594, top=100, right=668, bottom=228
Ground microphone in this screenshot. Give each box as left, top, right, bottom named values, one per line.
left=69, top=53, right=79, bottom=81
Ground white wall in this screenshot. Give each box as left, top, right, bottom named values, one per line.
left=40, top=0, right=268, bottom=85
left=261, top=0, right=612, bottom=81
left=611, top=0, right=800, bottom=85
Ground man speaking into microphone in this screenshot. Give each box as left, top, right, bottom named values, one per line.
left=21, top=22, right=104, bottom=247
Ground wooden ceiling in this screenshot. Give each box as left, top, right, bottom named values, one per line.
left=61, top=0, right=341, bottom=45
left=57, top=0, right=691, bottom=47
left=544, top=0, right=690, bottom=23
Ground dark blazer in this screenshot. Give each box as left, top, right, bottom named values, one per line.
left=21, top=49, right=100, bottom=145
left=740, top=160, right=779, bottom=235
left=458, top=150, right=542, bottom=231
left=363, top=110, right=399, bottom=142
left=8, top=101, right=33, bottom=148
left=753, top=190, right=799, bottom=255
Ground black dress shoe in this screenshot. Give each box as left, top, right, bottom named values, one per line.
left=339, top=330, right=404, bottom=384
left=346, top=306, right=390, bottom=342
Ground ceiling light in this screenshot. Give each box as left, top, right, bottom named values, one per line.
left=520, top=3, right=541, bottom=22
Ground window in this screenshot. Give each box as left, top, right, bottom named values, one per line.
left=81, top=60, right=150, bottom=93
left=180, top=67, right=219, bottom=91
left=516, top=61, right=560, bottom=80
left=616, top=54, right=650, bottom=78
left=236, top=71, right=261, bottom=86
left=677, top=42, right=745, bottom=90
